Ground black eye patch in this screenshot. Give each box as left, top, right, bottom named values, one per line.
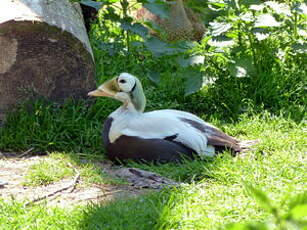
left=119, top=79, right=126, bottom=84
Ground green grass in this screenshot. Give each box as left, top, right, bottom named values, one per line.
left=0, top=115, right=306, bottom=230
left=0, top=4, right=306, bottom=229
left=0, top=44, right=305, bottom=229
left=0, top=99, right=109, bottom=154
left=77, top=161, right=127, bottom=185
left=23, top=156, right=74, bottom=186
left=23, top=152, right=126, bottom=186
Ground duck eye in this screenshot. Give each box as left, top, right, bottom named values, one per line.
left=119, top=79, right=126, bottom=84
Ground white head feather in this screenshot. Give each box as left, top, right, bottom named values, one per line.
left=117, top=73, right=136, bottom=92
left=117, top=73, right=146, bottom=112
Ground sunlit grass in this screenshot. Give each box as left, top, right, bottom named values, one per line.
left=0, top=115, right=305, bottom=229
left=23, top=157, right=74, bottom=186
left=0, top=2, right=306, bottom=228
left=22, top=152, right=126, bottom=187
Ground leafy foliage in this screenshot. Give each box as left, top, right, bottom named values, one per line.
left=79, top=0, right=305, bottom=120
left=0, top=2, right=306, bottom=229
left=225, top=186, right=307, bottom=230
left=1, top=1, right=305, bottom=154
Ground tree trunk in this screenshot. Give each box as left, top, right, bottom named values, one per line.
left=0, top=0, right=95, bottom=120
left=136, top=0, right=205, bottom=41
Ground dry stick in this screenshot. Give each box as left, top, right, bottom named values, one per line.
left=67, top=163, right=80, bottom=193
left=18, top=147, right=34, bottom=158
left=68, top=173, right=80, bottom=193
left=24, top=171, right=80, bottom=207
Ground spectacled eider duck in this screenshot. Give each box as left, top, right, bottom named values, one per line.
left=88, top=73, right=255, bottom=163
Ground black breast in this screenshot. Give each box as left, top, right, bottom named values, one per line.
left=102, top=117, right=196, bottom=164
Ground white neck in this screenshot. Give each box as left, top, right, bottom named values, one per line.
left=108, top=102, right=141, bottom=143
left=110, top=102, right=140, bottom=118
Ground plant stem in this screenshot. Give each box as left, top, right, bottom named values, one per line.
left=247, top=33, right=259, bottom=76
left=233, top=0, right=242, bottom=48
left=293, top=12, right=298, bottom=40
left=120, top=0, right=131, bottom=53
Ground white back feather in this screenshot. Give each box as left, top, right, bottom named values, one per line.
left=109, top=108, right=215, bottom=157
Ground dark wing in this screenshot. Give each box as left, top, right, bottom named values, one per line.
left=102, top=117, right=114, bottom=145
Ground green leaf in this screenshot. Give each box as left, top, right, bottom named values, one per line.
left=144, top=0, right=170, bottom=19
left=225, top=222, right=269, bottom=230
left=144, top=37, right=170, bottom=56
left=292, top=43, right=307, bottom=54
left=240, top=12, right=254, bottom=22
left=298, top=26, right=307, bottom=37
left=175, top=40, right=196, bottom=50
left=80, top=0, right=104, bottom=10
left=98, top=42, right=117, bottom=55
left=120, top=22, right=149, bottom=38
left=245, top=184, right=275, bottom=212
left=182, top=68, right=203, bottom=96
left=208, top=35, right=235, bottom=47
left=207, top=0, right=227, bottom=11
left=130, top=41, right=143, bottom=48
left=104, top=6, right=121, bottom=21
left=209, top=22, right=232, bottom=36
left=228, top=56, right=256, bottom=78
left=252, top=28, right=270, bottom=41
left=249, top=4, right=265, bottom=11
left=264, top=1, right=291, bottom=16
left=143, top=20, right=164, bottom=35
left=288, top=192, right=307, bottom=210
left=229, top=64, right=247, bottom=78
left=254, top=14, right=281, bottom=27
left=147, top=71, right=160, bottom=84
left=144, top=37, right=186, bottom=56
left=177, top=55, right=205, bottom=68
left=290, top=204, right=307, bottom=220
left=293, top=3, right=307, bottom=15
left=240, top=0, right=261, bottom=7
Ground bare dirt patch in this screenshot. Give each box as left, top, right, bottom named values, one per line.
left=0, top=155, right=147, bottom=207
left=0, top=154, right=178, bottom=207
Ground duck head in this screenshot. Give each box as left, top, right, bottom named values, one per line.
left=88, top=73, right=146, bottom=112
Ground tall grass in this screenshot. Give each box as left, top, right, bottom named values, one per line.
left=0, top=0, right=305, bottom=154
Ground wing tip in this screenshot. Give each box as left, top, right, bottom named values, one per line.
left=238, top=139, right=260, bottom=152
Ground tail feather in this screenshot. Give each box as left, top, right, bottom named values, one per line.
left=238, top=139, right=259, bottom=152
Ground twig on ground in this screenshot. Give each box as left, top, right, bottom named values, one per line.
left=18, top=148, right=34, bottom=158
left=24, top=170, right=80, bottom=206
left=68, top=173, right=80, bottom=193
left=67, top=162, right=80, bottom=193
